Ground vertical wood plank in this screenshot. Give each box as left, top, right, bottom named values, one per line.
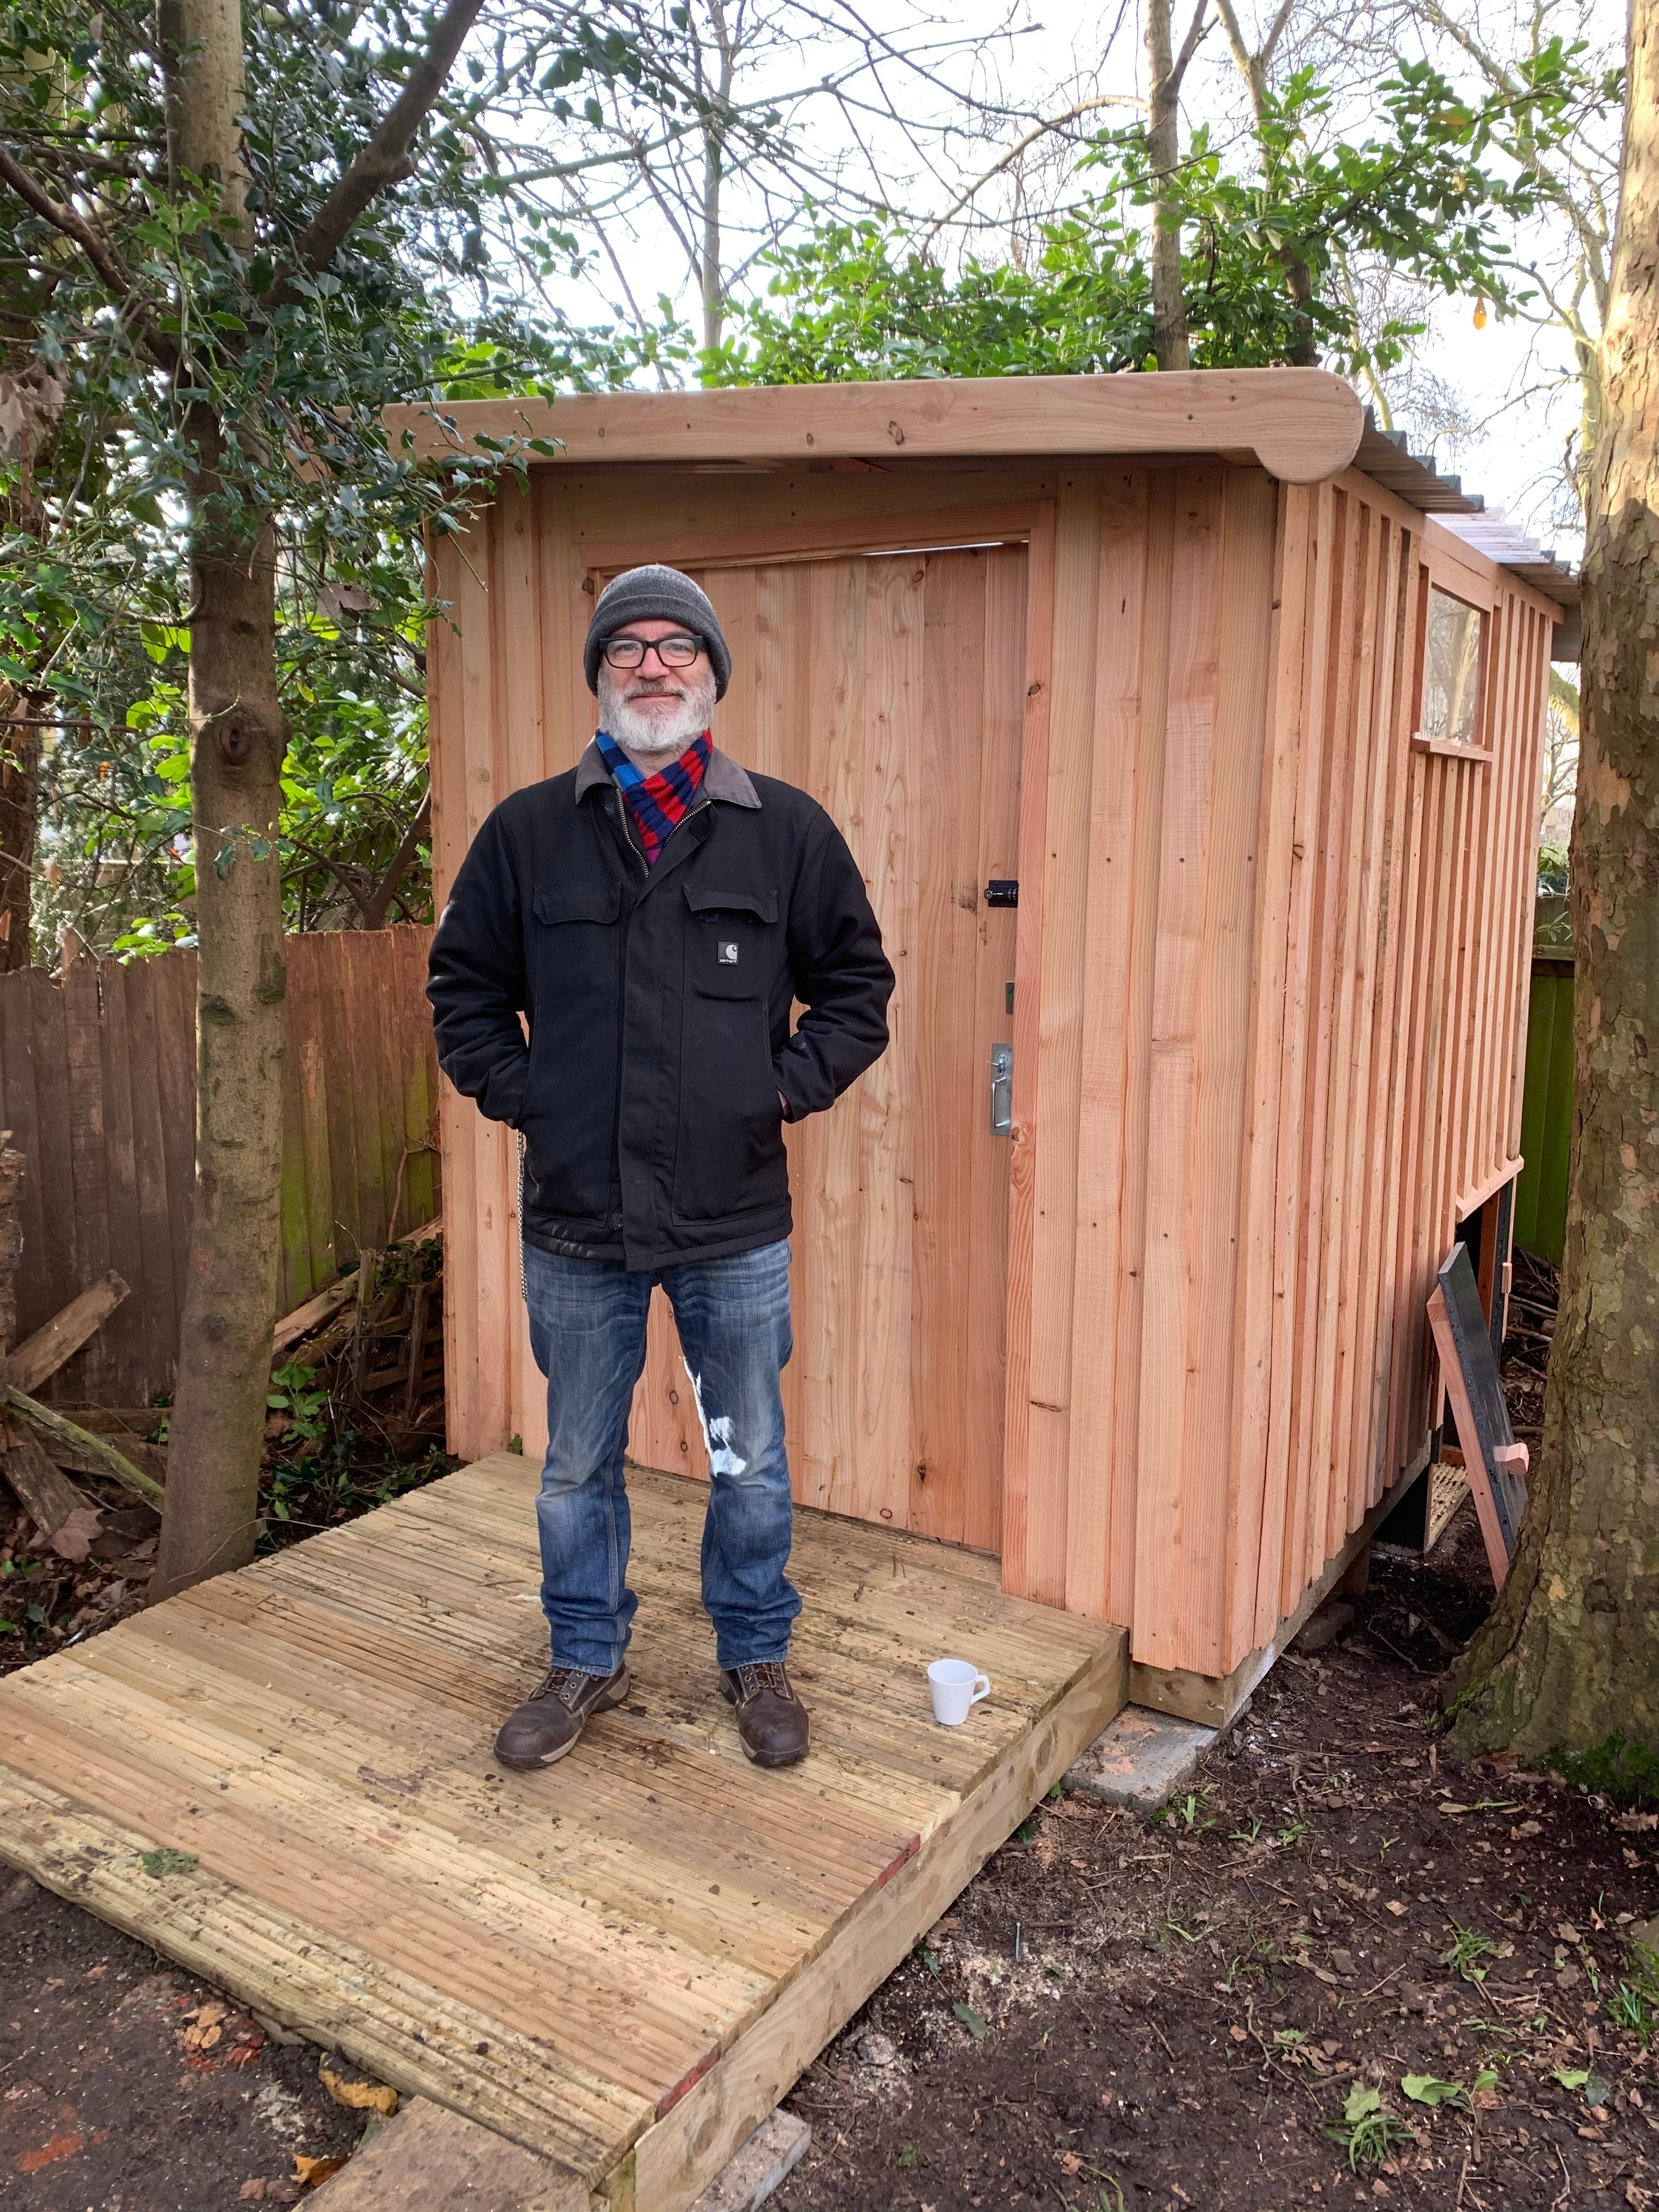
left=25, top=969, right=78, bottom=1364
left=964, top=545, right=1026, bottom=1557
left=1014, top=478, right=1101, bottom=1607
left=910, top=550, right=985, bottom=1545
left=791, top=559, right=866, bottom=1515
left=851, top=552, right=921, bottom=1531
left=284, top=936, right=337, bottom=1296
left=0, top=978, right=46, bottom=1361
left=1278, top=489, right=1356, bottom=1616
left=1252, top=483, right=1337, bottom=1639
left=1063, top=471, right=1153, bottom=1626
left=58, top=961, right=107, bottom=1369
left=999, top=500, right=1058, bottom=1599
left=1226, top=482, right=1312, bottom=1660
left=119, top=960, right=182, bottom=1384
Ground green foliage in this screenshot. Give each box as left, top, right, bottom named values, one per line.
left=0, top=0, right=662, bottom=955
left=1154, top=1785, right=1217, bottom=1832
left=1401, top=2068, right=1496, bottom=2107
left=1558, top=2064, right=1614, bottom=2102
left=140, top=1847, right=199, bottom=1878
left=711, top=63, right=1560, bottom=390
left=1544, top=1733, right=1659, bottom=1805
left=1322, top=2084, right=1413, bottom=2171
left=1442, top=1921, right=1501, bottom=1984
left=268, top=1362, right=329, bottom=1444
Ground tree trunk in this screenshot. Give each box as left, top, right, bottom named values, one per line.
left=1146, top=0, right=1197, bottom=370
left=1450, top=0, right=1659, bottom=1776
left=151, top=0, right=289, bottom=1600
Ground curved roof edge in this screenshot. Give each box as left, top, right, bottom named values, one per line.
left=385, top=367, right=1363, bottom=486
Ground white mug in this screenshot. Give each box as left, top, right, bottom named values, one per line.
left=928, top=1657, right=991, bottom=1726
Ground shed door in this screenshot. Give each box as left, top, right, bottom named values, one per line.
left=625, top=544, right=1026, bottom=1554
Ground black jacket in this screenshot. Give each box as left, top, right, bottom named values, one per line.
left=427, top=741, right=894, bottom=1269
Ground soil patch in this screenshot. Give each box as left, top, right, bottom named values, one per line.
left=774, top=1499, right=1659, bottom=2211
left=0, top=1875, right=368, bottom=2207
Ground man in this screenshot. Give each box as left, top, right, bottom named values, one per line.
left=427, top=563, right=894, bottom=1774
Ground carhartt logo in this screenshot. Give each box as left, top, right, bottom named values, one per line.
left=718, top=941, right=739, bottom=964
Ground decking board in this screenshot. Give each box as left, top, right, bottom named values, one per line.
left=0, top=1455, right=1124, bottom=2207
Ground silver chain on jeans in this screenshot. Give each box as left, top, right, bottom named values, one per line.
left=516, top=1127, right=528, bottom=1305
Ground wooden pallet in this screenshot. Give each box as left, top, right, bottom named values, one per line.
left=0, top=1455, right=1124, bottom=2211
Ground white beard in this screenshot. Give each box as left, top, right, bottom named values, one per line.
left=597, top=664, right=718, bottom=766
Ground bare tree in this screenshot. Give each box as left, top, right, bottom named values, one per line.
left=471, top=0, right=1030, bottom=363
left=1146, top=0, right=1211, bottom=366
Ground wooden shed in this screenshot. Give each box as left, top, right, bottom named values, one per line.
left=396, top=369, right=1569, bottom=1723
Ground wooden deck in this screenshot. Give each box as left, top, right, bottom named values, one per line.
left=0, top=1455, right=1125, bottom=2211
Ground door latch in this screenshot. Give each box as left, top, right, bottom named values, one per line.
left=990, top=1042, right=1013, bottom=1135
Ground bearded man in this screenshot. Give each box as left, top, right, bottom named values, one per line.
left=427, top=565, right=894, bottom=1773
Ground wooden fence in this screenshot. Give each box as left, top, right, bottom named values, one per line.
left=0, top=926, right=439, bottom=1408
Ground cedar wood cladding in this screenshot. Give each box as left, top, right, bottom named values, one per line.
left=418, top=374, right=1558, bottom=1685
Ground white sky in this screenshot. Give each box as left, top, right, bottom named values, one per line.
left=539, top=0, right=1621, bottom=564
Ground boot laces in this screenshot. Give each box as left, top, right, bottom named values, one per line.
left=534, top=1664, right=605, bottom=1711
left=736, top=1660, right=794, bottom=1702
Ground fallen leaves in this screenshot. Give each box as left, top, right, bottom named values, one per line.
left=46, top=1506, right=102, bottom=1563
left=319, top=2059, right=398, bottom=2117
left=16, top=2130, right=83, bottom=2174
left=292, top=2152, right=347, bottom=2188
left=951, top=2002, right=988, bottom=2040
left=179, top=2002, right=227, bottom=2053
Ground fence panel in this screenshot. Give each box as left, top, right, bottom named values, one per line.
left=0, top=926, right=438, bottom=1406
left=1514, top=952, right=1575, bottom=1265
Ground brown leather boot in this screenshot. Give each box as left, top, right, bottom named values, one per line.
left=494, top=1662, right=629, bottom=1770
left=720, top=1661, right=809, bottom=1767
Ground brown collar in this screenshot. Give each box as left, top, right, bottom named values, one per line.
left=574, top=735, right=761, bottom=810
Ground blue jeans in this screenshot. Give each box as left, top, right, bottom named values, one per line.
left=522, top=1237, right=801, bottom=1675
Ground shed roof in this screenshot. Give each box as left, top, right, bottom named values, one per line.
left=388, top=373, right=1577, bottom=647
left=1355, top=411, right=1579, bottom=657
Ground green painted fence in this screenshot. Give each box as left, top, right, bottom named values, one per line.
left=1513, top=952, right=1575, bottom=1265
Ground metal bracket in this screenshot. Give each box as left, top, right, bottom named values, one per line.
left=990, top=1042, right=1013, bottom=1135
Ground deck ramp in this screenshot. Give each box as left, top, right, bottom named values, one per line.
left=0, top=1455, right=1125, bottom=2210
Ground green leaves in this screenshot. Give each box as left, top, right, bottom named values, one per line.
left=140, top=1847, right=199, bottom=1878
left=951, top=2001, right=988, bottom=2040
left=1556, top=2066, right=1612, bottom=2106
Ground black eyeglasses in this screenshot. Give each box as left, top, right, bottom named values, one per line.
left=602, top=633, right=704, bottom=669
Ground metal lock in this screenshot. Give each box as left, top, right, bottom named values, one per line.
left=990, top=1042, right=1013, bottom=1134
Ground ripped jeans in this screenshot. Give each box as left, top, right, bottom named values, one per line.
left=521, top=1237, right=800, bottom=1676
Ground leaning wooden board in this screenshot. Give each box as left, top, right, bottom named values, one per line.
left=1428, top=1241, right=1528, bottom=1584
left=0, top=1456, right=1125, bottom=2211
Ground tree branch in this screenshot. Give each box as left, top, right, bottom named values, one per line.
left=0, top=145, right=135, bottom=300
left=922, top=93, right=1146, bottom=244
left=359, top=788, right=431, bottom=930
left=265, top=0, right=487, bottom=308
left=0, top=145, right=180, bottom=373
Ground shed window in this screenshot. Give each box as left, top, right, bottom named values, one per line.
left=1419, top=587, right=1486, bottom=749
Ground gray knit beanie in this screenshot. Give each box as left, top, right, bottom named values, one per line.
left=584, top=565, right=731, bottom=701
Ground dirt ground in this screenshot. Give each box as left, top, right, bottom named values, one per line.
left=0, top=1873, right=369, bottom=2207
left=774, top=1500, right=1659, bottom=2212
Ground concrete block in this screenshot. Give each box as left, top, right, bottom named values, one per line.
left=1063, top=1703, right=1218, bottom=1810
left=690, top=2109, right=811, bottom=2211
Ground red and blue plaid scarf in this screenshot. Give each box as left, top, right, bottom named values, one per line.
left=596, top=728, right=712, bottom=868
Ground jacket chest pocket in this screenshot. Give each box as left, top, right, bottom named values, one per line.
left=684, top=884, right=778, bottom=998
left=533, top=881, right=622, bottom=996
